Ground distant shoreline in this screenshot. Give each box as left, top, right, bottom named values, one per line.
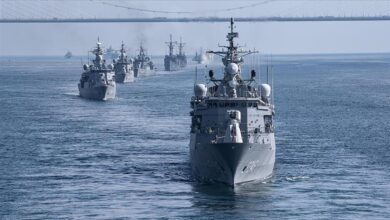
left=1, top=52, right=390, bottom=59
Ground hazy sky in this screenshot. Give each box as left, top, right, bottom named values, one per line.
left=1, top=0, right=390, bottom=56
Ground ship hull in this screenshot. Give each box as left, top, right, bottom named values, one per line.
left=189, top=134, right=275, bottom=186
left=177, top=57, right=187, bottom=68
left=78, top=84, right=116, bottom=101
left=134, top=68, right=154, bottom=77
left=164, top=58, right=180, bottom=71
left=115, top=72, right=134, bottom=83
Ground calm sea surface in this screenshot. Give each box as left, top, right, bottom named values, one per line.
left=0, top=54, right=389, bottom=219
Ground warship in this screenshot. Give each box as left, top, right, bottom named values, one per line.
left=189, top=18, right=275, bottom=186
left=64, top=51, right=72, bottom=59
left=164, top=35, right=187, bottom=71
left=106, top=45, right=119, bottom=59
left=193, top=48, right=212, bottom=64
left=133, top=44, right=154, bottom=77
left=164, top=35, right=179, bottom=71
left=113, top=42, right=134, bottom=83
left=78, top=39, right=116, bottom=101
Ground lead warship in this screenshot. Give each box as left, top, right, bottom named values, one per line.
left=133, top=44, right=154, bottom=77
left=189, top=18, right=275, bottom=186
left=113, top=42, right=134, bottom=83
left=78, top=39, right=116, bottom=101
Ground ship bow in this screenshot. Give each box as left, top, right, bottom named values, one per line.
left=191, top=142, right=275, bottom=186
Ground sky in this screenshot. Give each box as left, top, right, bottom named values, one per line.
left=1, top=0, right=390, bottom=56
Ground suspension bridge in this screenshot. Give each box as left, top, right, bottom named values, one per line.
left=1, top=0, right=390, bottom=23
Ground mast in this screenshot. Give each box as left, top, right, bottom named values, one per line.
left=139, top=42, right=145, bottom=60
left=228, top=17, right=235, bottom=63
left=119, top=41, right=126, bottom=61
left=207, top=17, right=257, bottom=67
left=94, top=37, right=103, bottom=56
left=178, top=37, right=185, bottom=56
left=91, top=37, right=104, bottom=69
left=165, top=34, right=176, bottom=57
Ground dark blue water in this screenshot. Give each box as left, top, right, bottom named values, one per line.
left=0, top=54, right=389, bottom=219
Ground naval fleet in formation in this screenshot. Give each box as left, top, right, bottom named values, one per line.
left=78, top=35, right=190, bottom=101
left=75, top=18, right=277, bottom=186
left=77, top=40, right=155, bottom=100
left=189, top=18, right=275, bottom=186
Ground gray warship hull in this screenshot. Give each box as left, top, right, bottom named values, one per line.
left=134, top=68, right=154, bottom=77
left=164, top=59, right=180, bottom=71
left=115, top=72, right=134, bottom=83
left=190, top=134, right=275, bottom=186
left=177, top=56, right=187, bottom=68
left=78, top=84, right=116, bottom=101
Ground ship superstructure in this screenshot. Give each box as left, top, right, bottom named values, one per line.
left=189, top=18, right=275, bottom=186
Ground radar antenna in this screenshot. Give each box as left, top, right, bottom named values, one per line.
left=178, top=37, right=185, bottom=56
left=165, top=34, right=177, bottom=56
left=207, top=17, right=258, bottom=66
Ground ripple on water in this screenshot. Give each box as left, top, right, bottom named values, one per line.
left=1, top=55, right=390, bottom=219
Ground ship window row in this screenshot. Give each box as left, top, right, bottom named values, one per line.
left=207, top=102, right=258, bottom=108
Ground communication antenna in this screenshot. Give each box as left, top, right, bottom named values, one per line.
left=266, top=56, right=269, bottom=84
left=194, top=66, right=198, bottom=86
left=258, top=52, right=261, bottom=84
left=271, top=54, right=274, bottom=105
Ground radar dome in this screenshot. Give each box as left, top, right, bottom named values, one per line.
left=83, top=64, right=89, bottom=71
left=261, top=84, right=271, bottom=97
left=225, top=63, right=239, bottom=75
left=194, top=84, right=207, bottom=97
left=107, top=64, right=114, bottom=70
